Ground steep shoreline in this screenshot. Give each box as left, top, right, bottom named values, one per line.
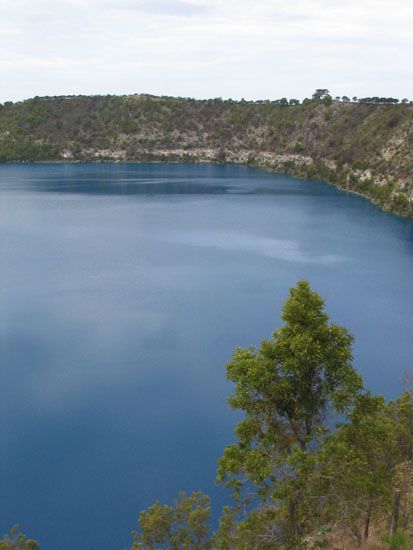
left=1, top=94, right=412, bottom=216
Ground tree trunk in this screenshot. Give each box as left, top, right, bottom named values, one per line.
left=364, top=503, right=372, bottom=541
left=389, top=489, right=401, bottom=536
left=287, top=495, right=298, bottom=541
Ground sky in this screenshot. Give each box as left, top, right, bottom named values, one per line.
left=0, top=0, right=412, bottom=102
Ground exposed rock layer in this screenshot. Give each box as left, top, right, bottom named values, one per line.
left=1, top=95, right=412, bottom=216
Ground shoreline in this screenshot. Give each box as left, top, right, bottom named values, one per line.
left=1, top=156, right=412, bottom=219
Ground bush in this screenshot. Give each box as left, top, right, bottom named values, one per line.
left=383, top=530, right=410, bottom=550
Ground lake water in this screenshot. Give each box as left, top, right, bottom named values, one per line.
left=1, top=163, right=413, bottom=549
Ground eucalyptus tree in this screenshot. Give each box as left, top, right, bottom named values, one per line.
left=312, top=89, right=330, bottom=101
left=0, top=527, right=39, bottom=550
left=318, top=393, right=403, bottom=543
left=131, top=492, right=211, bottom=550
left=217, top=280, right=363, bottom=545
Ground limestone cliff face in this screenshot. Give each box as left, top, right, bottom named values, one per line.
left=1, top=94, right=412, bottom=216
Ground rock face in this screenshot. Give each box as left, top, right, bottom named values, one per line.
left=1, top=94, right=412, bottom=216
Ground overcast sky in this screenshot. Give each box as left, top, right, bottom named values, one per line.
left=0, top=0, right=412, bottom=102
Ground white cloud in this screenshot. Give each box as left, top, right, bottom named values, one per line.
left=0, top=0, right=411, bottom=102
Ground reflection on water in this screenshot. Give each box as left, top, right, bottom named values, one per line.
left=0, top=162, right=334, bottom=197
left=164, top=230, right=346, bottom=264
left=1, top=163, right=413, bottom=550
left=25, top=179, right=230, bottom=196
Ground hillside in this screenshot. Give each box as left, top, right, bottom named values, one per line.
left=0, top=94, right=412, bottom=216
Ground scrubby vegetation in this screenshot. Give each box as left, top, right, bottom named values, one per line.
left=0, top=92, right=412, bottom=216
left=0, top=526, right=39, bottom=550
left=4, top=281, right=413, bottom=548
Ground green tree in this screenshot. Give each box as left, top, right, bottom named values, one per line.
left=387, top=390, right=413, bottom=533
left=383, top=530, right=410, bottom=550
left=217, top=280, right=362, bottom=544
left=213, top=505, right=283, bottom=549
left=318, top=393, right=403, bottom=542
left=0, top=526, right=39, bottom=550
left=312, top=89, right=330, bottom=101
left=389, top=390, right=413, bottom=461
left=128, top=281, right=413, bottom=548
left=131, top=492, right=211, bottom=549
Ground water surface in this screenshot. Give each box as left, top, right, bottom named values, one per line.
left=1, top=163, right=413, bottom=549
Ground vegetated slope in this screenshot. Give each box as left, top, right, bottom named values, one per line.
left=0, top=94, right=412, bottom=216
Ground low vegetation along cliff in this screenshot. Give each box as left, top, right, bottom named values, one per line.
left=0, top=93, right=412, bottom=216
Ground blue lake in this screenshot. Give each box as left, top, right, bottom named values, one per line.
left=1, top=163, right=413, bottom=549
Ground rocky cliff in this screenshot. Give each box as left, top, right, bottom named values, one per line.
left=1, top=94, right=412, bottom=216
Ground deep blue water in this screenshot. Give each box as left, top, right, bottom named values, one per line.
left=1, top=163, right=412, bottom=549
